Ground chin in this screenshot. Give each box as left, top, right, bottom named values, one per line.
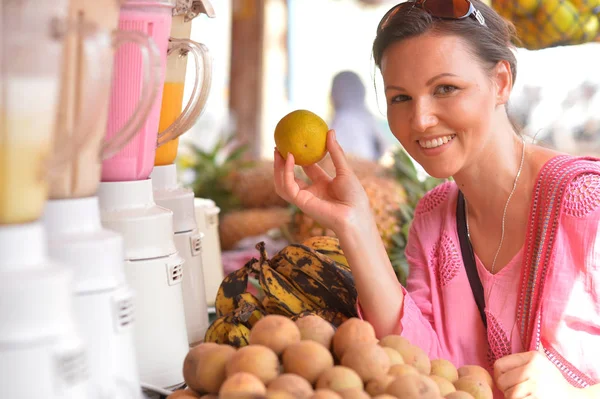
left=414, top=157, right=458, bottom=180
left=423, top=167, right=454, bottom=180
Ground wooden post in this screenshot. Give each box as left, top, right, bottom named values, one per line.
left=229, top=0, right=266, bottom=159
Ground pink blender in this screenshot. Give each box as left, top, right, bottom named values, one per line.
left=43, top=0, right=163, bottom=397
left=96, top=0, right=198, bottom=390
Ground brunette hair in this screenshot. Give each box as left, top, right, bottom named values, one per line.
left=373, top=0, right=519, bottom=86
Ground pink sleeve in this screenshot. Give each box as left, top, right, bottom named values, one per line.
left=355, top=212, right=446, bottom=359
left=398, top=220, right=446, bottom=359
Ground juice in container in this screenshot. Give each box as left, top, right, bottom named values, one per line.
left=155, top=13, right=213, bottom=166
left=102, top=1, right=174, bottom=182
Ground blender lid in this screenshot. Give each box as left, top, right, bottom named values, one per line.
left=173, top=0, right=215, bottom=20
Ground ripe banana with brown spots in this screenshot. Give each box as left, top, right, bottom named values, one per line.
left=252, top=242, right=320, bottom=317
left=204, top=313, right=250, bottom=347
left=270, top=243, right=357, bottom=317
left=301, top=236, right=350, bottom=269
left=214, top=258, right=257, bottom=317
left=233, top=292, right=266, bottom=328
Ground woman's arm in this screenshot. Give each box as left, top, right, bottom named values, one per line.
left=337, top=214, right=404, bottom=338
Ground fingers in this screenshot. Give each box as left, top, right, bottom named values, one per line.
left=326, top=130, right=351, bottom=174
left=303, top=163, right=331, bottom=184
left=494, top=352, right=535, bottom=381
left=495, top=364, right=532, bottom=394
left=274, top=149, right=285, bottom=195
left=282, top=152, right=300, bottom=200
left=503, top=380, right=535, bottom=399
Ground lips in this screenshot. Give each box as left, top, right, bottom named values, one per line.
left=417, top=134, right=456, bottom=149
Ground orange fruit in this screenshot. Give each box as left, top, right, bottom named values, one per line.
left=274, top=110, right=329, bottom=166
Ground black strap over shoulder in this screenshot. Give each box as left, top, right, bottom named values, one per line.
left=456, top=191, right=487, bottom=329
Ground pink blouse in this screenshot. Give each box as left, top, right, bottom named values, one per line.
left=376, top=157, right=600, bottom=396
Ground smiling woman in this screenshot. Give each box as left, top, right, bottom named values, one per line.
left=272, top=2, right=600, bottom=398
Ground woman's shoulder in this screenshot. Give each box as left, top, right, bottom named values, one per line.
left=414, top=180, right=458, bottom=218
left=534, top=152, right=600, bottom=218
left=561, top=159, right=600, bottom=218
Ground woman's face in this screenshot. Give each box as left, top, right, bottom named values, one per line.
left=381, top=32, right=504, bottom=178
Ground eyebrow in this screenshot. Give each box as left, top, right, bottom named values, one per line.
left=384, top=73, right=459, bottom=93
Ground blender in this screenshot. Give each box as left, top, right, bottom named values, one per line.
left=151, top=0, right=214, bottom=346
left=43, top=0, right=162, bottom=397
left=0, top=1, right=104, bottom=397
left=97, top=0, right=211, bottom=389
left=194, top=198, right=224, bottom=308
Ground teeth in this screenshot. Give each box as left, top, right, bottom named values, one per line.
left=419, top=135, right=455, bottom=149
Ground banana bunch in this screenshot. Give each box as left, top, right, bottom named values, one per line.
left=206, top=236, right=357, bottom=347
left=269, top=243, right=357, bottom=317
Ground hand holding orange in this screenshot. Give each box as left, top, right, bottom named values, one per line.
left=274, top=109, right=329, bottom=166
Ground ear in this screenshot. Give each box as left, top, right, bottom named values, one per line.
left=492, top=60, right=512, bottom=106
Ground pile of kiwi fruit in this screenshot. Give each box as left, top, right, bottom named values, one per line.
left=172, top=315, right=494, bottom=399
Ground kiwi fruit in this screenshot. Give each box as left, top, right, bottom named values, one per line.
left=282, top=340, right=334, bottom=384
left=316, top=366, right=364, bottom=392
left=267, top=373, right=314, bottom=398
left=445, top=391, right=476, bottom=399
left=226, top=344, right=280, bottom=384
left=340, top=342, right=391, bottom=382
left=457, top=365, right=494, bottom=389
left=220, top=372, right=267, bottom=398
left=430, top=359, right=459, bottom=383
left=337, top=388, right=370, bottom=399
left=250, top=315, right=301, bottom=355
left=429, top=375, right=456, bottom=396
left=453, top=376, right=493, bottom=399
left=311, top=389, right=343, bottom=399
left=382, top=347, right=404, bottom=365
left=365, top=375, right=395, bottom=396
left=183, top=343, right=236, bottom=393
left=332, top=318, right=377, bottom=360
left=388, top=363, right=419, bottom=378
left=385, top=374, right=440, bottom=399
left=295, top=314, right=336, bottom=349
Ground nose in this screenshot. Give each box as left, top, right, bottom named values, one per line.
left=410, top=98, right=438, bottom=133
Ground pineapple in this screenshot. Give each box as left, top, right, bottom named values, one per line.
left=289, top=176, right=407, bottom=251
left=317, top=154, right=388, bottom=180
left=219, top=207, right=292, bottom=250
left=225, top=160, right=289, bottom=209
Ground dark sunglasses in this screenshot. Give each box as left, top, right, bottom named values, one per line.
left=377, top=0, right=486, bottom=33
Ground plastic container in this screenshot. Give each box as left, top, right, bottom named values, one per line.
left=0, top=0, right=100, bottom=224
left=101, top=1, right=175, bottom=182
left=154, top=13, right=213, bottom=166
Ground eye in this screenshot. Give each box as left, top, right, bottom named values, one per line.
left=390, top=94, right=411, bottom=104
left=435, top=85, right=458, bottom=96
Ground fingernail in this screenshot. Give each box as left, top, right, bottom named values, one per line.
left=331, top=129, right=336, bottom=141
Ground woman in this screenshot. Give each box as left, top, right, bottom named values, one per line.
left=273, top=1, right=600, bottom=398
left=329, top=70, right=389, bottom=161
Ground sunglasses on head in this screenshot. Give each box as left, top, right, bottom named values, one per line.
left=377, top=0, right=486, bottom=33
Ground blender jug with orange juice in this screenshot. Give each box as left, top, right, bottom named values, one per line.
left=0, top=1, right=106, bottom=397
left=151, top=0, right=214, bottom=346
left=43, top=0, right=163, bottom=398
